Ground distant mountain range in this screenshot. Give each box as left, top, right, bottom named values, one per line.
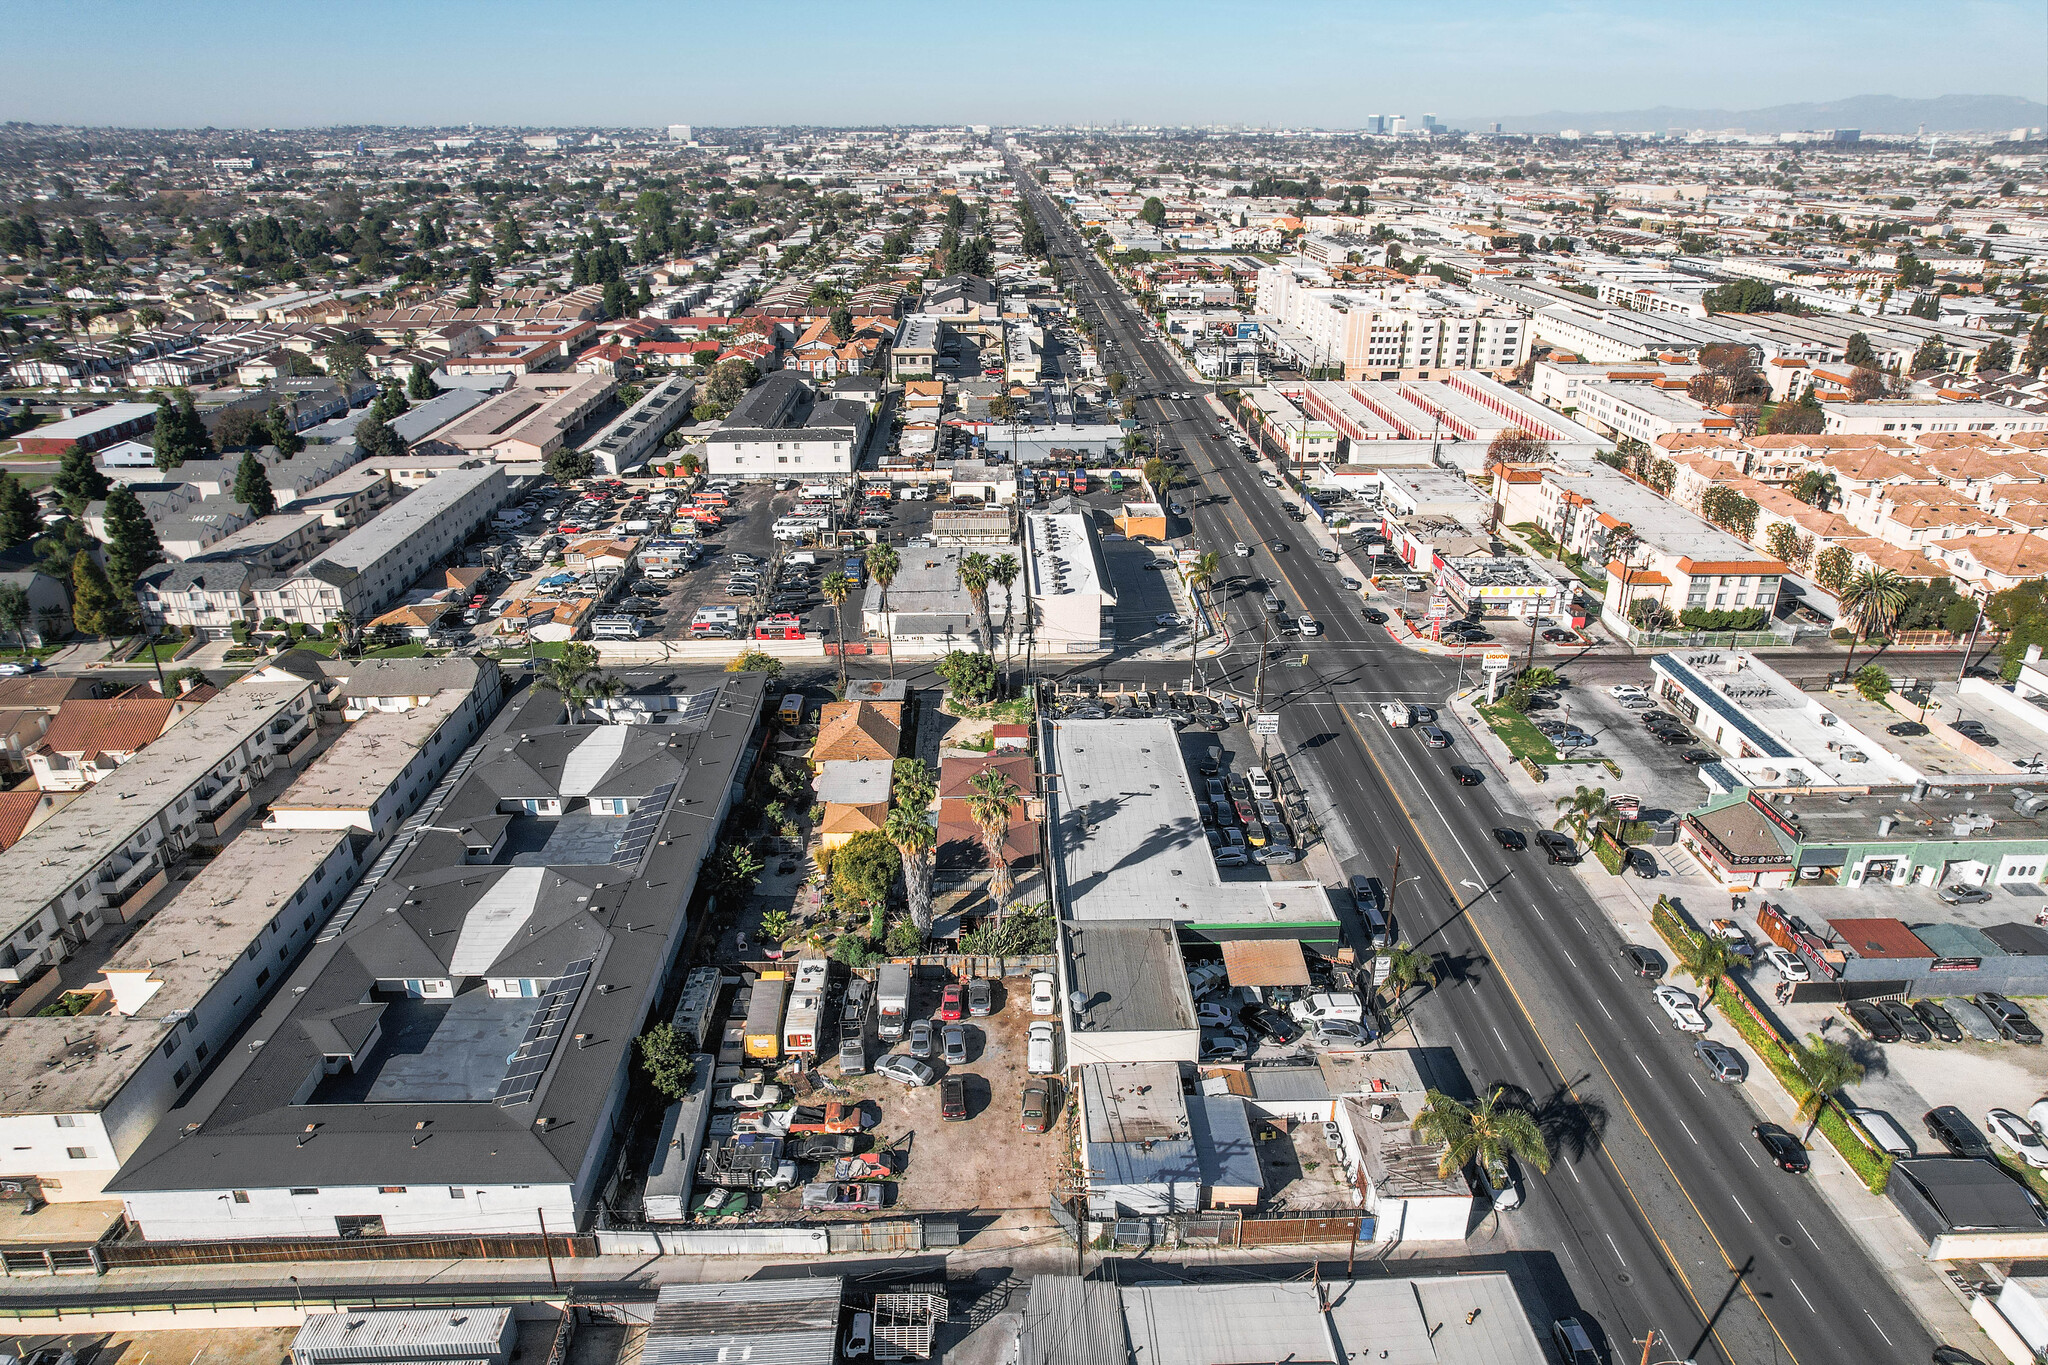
left=1469, top=94, right=2046, bottom=136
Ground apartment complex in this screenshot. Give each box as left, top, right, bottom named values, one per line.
left=1254, top=270, right=1530, bottom=379
left=706, top=372, right=871, bottom=478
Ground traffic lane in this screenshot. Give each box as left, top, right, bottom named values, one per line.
left=1344, top=703, right=1932, bottom=1362
left=1265, top=698, right=1746, bottom=1364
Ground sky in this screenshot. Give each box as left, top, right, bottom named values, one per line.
left=2, top=0, right=2043, bottom=130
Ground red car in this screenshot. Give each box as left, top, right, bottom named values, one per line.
left=938, top=984, right=965, bottom=1022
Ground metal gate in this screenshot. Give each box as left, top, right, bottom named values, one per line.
left=1048, top=1195, right=1079, bottom=1242
left=826, top=1218, right=925, bottom=1253
left=1239, top=1213, right=1363, bottom=1246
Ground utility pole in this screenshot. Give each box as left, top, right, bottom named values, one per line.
left=537, top=1207, right=559, bottom=1291
left=1252, top=610, right=1274, bottom=712
left=1384, top=846, right=1403, bottom=932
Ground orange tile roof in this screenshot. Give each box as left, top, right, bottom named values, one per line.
left=812, top=701, right=902, bottom=763
left=35, top=698, right=178, bottom=759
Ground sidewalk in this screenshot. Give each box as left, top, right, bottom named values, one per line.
left=1444, top=689, right=1984, bottom=1350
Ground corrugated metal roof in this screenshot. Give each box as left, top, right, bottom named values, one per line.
left=644, top=1279, right=844, bottom=1365
left=1219, top=938, right=1311, bottom=987
left=291, top=1306, right=513, bottom=1362
left=1019, top=1276, right=1128, bottom=1365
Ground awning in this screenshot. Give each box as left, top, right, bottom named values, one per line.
left=1220, top=938, right=1310, bottom=988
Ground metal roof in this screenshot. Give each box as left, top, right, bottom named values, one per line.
left=1219, top=938, right=1310, bottom=987
left=644, top=1279, right=844, bottom=1365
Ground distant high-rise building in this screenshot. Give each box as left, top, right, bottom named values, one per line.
left=667, top=124, right=692, bottom=142
left=1390, top=116, right=1408, bottom=135
left=1421, top=113, right=1441, bottom=133
left=1490, top=122, right=1503, bottom=135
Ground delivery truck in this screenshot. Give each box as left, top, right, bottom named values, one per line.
left=876, top=963, right=912, bottom=1042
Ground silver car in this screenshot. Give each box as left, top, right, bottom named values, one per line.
left=874, top=1054, right=937, bottom=1087
left=941, top=1023, right=969, bottom=1066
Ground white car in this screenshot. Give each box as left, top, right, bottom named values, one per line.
left=1168, top=503, right=1186, bottom=516
left=1233, top=542, right=1251, bottom=557
left=1298, top=616, right=1320, bottom=637
left=725, top=1082, right=784, bottom=1110
left=1028, top=1021, right=1057, bottom=1075
left=1988, top=1108, right=2048, bottom=1168
left=1609, top=684, right=1648, bottom=699
left=1155, top=612, right=1187, bottom=628
left=1031, top=971, right=1058, bottom=1015
left=1761, top=945, right=1810, bottom=982
left=1653, top=984, right=1709, bottom=1033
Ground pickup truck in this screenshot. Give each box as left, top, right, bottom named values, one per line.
left=784, top=1101, right=869, bottom=1135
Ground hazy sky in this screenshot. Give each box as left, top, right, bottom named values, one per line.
left=4, top=0, right=2043, bottom=128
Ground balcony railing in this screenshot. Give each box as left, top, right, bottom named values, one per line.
left=97, top=852, right=161, bottom=900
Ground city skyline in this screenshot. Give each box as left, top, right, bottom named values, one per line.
left=2, top=0, right=2043, bottom=130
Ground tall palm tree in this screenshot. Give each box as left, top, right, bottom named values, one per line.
left=989, top=552, right=1021, bottom=693
left=821, top=570, right=854, bottom=699
left=1552, top=784, right=1608, bottom=843
left=965, top=768, right=1021, bottom=923
left=1381, top=942, right=1438, bottom=1017
left=1837, top=566, right=1909, bottom=683
left=584, top=671, right=625, bottom=722
left=956, top=551, right=993, bottom=654
left=867, top=543, right=900, bottom=677
left=884, top=804, right=937, bottom=936
left=1680, top=932, right=1734, bottom=1004
left=891, top=756, right=937, bottom=814
left=1182, top=550, right=1219, bottom=684
left=1791, top=1034, right=1866, bottom=1142
left=1413, top=1087, right=1552, bottom=1180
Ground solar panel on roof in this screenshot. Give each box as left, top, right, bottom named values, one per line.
left=495, top=955, right=595, bottom=1105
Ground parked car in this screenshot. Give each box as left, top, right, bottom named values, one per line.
left=1947, top=996, right=2004, bottom=1042
left=790, top=1132, right=863, bottom=1162
left=844, top=1311, right=874, bottom=1359
left=1653, top=984, right=1708, bottom=1032
left=1306, top=1018, right=1375, bottom=1048
left=942, top=1022, right=969, bottom=1067
left=1761, top=946, right=1809, bottom=982
left=1844, top=1000, right=1902, bottom=1043
left=967, top=978, right=994, bottom=1017
left=1239, top=1002, right=1301, bottom=1045
left=1028, top=1021, right=1057, bottom=1074
left=1020, top=1080, right=1054, bottom=1133
left=1694, top=1038, right=1745, bottom=1082
left=875, top=1054, right=936, bottom=1087
left=1987, top=1107, right=2048, bottom=1168
left=802, top=1181, right=885, bottom=1210
left=1621, top=944, right=1667, bottom=979
left=1550, top=1318, right=1600, bottom=1365
left=1201, top=1027, right=1254, bottom=1061
left=1976, top=992, right=2044, bottom=1043
left=907, top=1018, right=934, bottom=1059
left=1537, top=830, right=1581, bottom=864
left=1493, top=827, right=1527, bottom=851
left=939, top=1075, right=969, bottom=1121
left=938, top=983, right=966, bottom=1021
left=1878, top=999, right=1931, bottom=1043
left=1031, top=972, right=1058, bottom=1015
left=1753, top=1122, right=1810, bottom=1172
left=725, top=1081, right=784, bottom=1110
left=1924, top=1105, right=1994, bottom=1159
left=1911, top=999, right=1963, bottom=1043
left=1938, top=883, right=1994, bottom=905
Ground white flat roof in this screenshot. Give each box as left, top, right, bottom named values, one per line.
left=1027, top=512, right=1107, bottom=603
left=269, top=687, right=473, bottom=815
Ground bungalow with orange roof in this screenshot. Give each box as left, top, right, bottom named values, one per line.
left=28, top=695, right=205, bottom=793
left=495, top=596, right=596, bottom=643
left=366, top=601, right=460, bottom=644
left=811, top=700, right=902, bottom=765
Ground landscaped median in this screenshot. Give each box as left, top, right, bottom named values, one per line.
left=1473, top=701, right=1622, bottom=785
left=1648, top=896, right=1895, bottom=1193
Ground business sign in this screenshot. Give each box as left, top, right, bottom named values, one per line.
left=1427, top=600, right=1451, bottom=620
left=1482, top=649, right=1514, bottom=672
left=1252, top=713, right=1280, bottom=736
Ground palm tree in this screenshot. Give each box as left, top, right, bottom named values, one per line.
left=1552, top=784, right=1608, bottom=842
left=867, top=543, right=901, bottom=677
left=1790, top=1034, right=1866, bottom=1142
left=1680, top=932, right=1733, bottom=1004
left=892, top=756, right=937, bottom=813
left=1182, top=550, right=1219, bottom=683
left=584, top=671, right=625, bottom=722
left=989, top=552, right=1021, bottom=692
left=1381, top=942, right=1438, bottom=1017
left=884, top=804, right=937, bottom=935
left=542, top=641, right=601, bottom=719
left=956, top=551, right=993, bottom=654
left=1413, top=1087, right=1552, bottom=1180
left=965, top=768, right=1022, bottom=923
left=821, top=570, right=854, bottom=699
left=334, top=609, right=361, bottom=658
left=1837, top=566, right=1909, bottom=683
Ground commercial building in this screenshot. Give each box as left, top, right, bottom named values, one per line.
left=14, top=402, right=157, bottom=456
left=1254, top=272, right=1532, bottom=378
left=705, top=372, right=870, bottom=478
left=889, top=314, right=939, bottom=381
left=646, top=1280, right=845, bottom=1365
left=1041, top=719, right=1339, bottom=942
left=1650, top=650, right=1923, bottom=791
left=432, top=373, right=615, bottom=463
left=858, top=543, right=1006, bottom=655
left=1434, top=555, right=1567, bottom=622
left=108, top=671, right=768, bottom=1240
left=1024, top=512, right=1114, bottom=654
left=1059, top=921, right=1198, bottom=1066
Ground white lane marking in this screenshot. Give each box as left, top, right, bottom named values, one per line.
left=1605, top=1233, right=1627, bottom=1266
left=1635, top=1054, right=1653, bottom=1079
left=1598, top=999, right=1613, bottom=1021
left=1608, top=961, right=1622, bottom=980
left=1679, top=1119, right=1698, bottom=1145
left=1732, top=1195, right=1753, bottom=1224
left=1566, top=1159, right=1582, bottom=1185
left=1743, top=1143, right=1761, bottom=1167
left=1865, top=1311, right=1893, bottom=1346
left=1791, top=1278, right=1815, bottom=1313
left=1690, top=1074, right=1707, bottom=1097
left=1797, top=1218, right=1819, bottom=1249
left=1493, top=1026, right=1508, bottom=1051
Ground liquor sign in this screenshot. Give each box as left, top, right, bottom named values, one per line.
left=1252, top=713, right=1280, bottom=736
left=1482, top=649, right=1514, bottom=673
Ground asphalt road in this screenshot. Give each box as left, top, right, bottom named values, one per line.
left=1015, top=161, right=1940, bottom=1365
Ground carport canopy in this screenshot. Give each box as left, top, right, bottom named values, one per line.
left=1220, top=938, right=1311, bottom=988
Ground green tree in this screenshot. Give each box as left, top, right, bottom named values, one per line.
left=1909, top=336, right=1948, bottom=373
left=0, top=476, right=39, bottom=548
left=1380, top=942, right=1438, bottom=1016
left=1677, top=931, right=1734, bottom=1004
left=1139, top=196, right=1166, bottom=228
left=834, top=829, right=901, bottom=907
left=101, top=485, right=164, bottom=583
left=70, top=550, right=127, bottom=636
left=2020, top=320, right=2048, bottom=376
left=1412, top=1087, right=1552, bottom=1181
left=1704, top=278, right=1778, bottom=314
left=936, top=648, right=995, bottom=702
left=725, top=648, right=784, bottom=679
left=265, top=406, right=304, bottom=458
left=1812, top=544, right=1853, bottom=595
left=989, top=551, right=1022, bottom=681
left=1182, top=549, right=1218, bottom=682
left=966, top=768, right=1022, bottom=920
left=52, top=442, right=109, bottom=514
left=1853, top=664, right=1892, bottom=702
left=0, top=583, right=33, bottom=656
left=758, top=909, right=793, bottom=946
left=1765, top=389, right=1826, bottom=436
left=867, top=542, right=901, bottom=675
left=407, top=361, right=441, bottom=401
left=1843, top=332, right=1877, bottom=368
left=149, top=390, right=212, bottom=471
left=892, top=756, right=938, bottom=813
left=955, top=550, right=994, bottom=654
left=821, top=569, right=855, bottom=698
left=1979, top=338, right=2015, bottom=373
left=1793, top=469, right=1840, bottom=511
left=1107, top=371, right=1127, bottom=397
left=1790, top=1034, right=1865, bottom=1141
left=634, top=1022, right=699, bottom=1100
left=545, top=447, right=595, bottom=484
left=1552, top=784, right=1607, bottom=842
left=885, top=804, right=938, bottom=935
left=1838, top=567, right=1909, bottom=680
left=232, top=453, right=276, bottom=516
left=353, top=412, right=405, bottom=462
left=540, top=641, right=602, bottom=718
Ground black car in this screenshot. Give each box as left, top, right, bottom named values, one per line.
left=1878, top=999, right=1931, bottom=1043
left=1239, top=1003, right=1302, bottom=1045
left=1976, top=992, right=2044, bottom=1043
left=1923, top=1105, right=1994, bottom=1159
left=1680, top=748, right=1716, bottom=765
left=1360, top=607, right=1387, bottom=624
left=1887, top=721, right=1930, bottom=737
left=1844, top=999, right=1902, bottom=1043
left=1753, top=1122, right=1811, bottom=1172
left=1652, top=728, right=1693, bottom=745
left=1493, top=827, right=1527, bottom=851
left=790, top=1132, right=864, bottom=1161
left=1912, top=998, right=1964, bottom=1043
left=1450, top=765, right=1482, bottom=785
left=1536, top=830, right=1580, bottom=864
left=1621, top=944, right=1667, bottom=979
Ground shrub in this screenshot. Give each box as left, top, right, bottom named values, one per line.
left=634, top=1023, right=698, bottom=1100
left=885, top=918, right=925, bottom=956
left=830, top=933, right=880, bottom=969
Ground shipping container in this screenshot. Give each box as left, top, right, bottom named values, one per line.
left=743, top=971, right=790, bottom=1062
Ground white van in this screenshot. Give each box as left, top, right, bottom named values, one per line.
left=799, top=483, right=838, bottom=498
left=592, top=617, right=644, bottom=639
left=785, top=550, right=818, bottom=567
left=1289, top=992, right=1365, bottom=1026
left=1850, top=1107, right=1915, bottom=1158
left=693, top=606, right=740, bottom=624
left=1247, top=767, right=1273, bottom=801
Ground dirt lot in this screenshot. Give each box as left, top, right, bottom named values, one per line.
left=3, top=1327, right=298, bottom=1365
left=765, top=974, right=1068, bottom=1219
